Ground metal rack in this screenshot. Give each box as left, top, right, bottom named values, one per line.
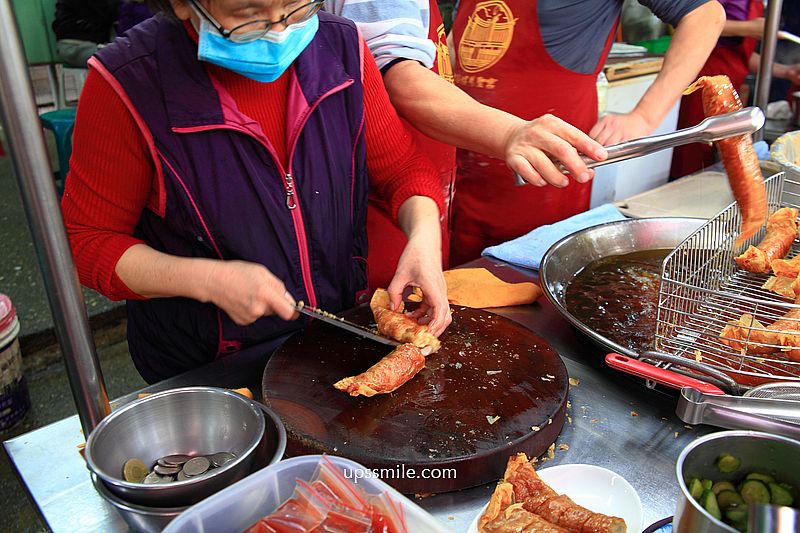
left=656, top=171, right=800, bottom=385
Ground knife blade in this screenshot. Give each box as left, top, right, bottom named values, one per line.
left=295, top=302, right=399, bottom=347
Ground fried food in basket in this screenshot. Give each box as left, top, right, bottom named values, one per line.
left=478, top=454, right=627, bottom=533
left=720, top=309, right=800, bottom=362
left=734, top=207, right=798, bottom=273
left=333, top=343, right=425, bottom=397
left=771, top=254, right=800, bottom=278
left=685, top=76, right=767, bottom=247
left=370, top=289, right=441, bottom=354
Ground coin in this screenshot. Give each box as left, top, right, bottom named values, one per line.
left=154, top=464, right=181, bottom=476
left=176, top=470, right=189, bottom=482
left=123, top=458, right=149, bottom=483
left=160, top=454, right=191, bottom=466
left=143, top=471, right=163, bottom=484
left=182, top=456, right=210, bottom=477
left=209, top=452, right=236, bottom=468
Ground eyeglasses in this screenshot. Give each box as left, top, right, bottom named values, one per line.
left=189, top=0, right=323, bottom=43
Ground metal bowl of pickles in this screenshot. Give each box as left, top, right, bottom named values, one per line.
left=675, top=430, right=800, bottom=532
left=85, top=387, right=266, bottom=507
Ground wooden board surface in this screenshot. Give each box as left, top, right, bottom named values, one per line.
left=262, top=306, right=569, bottom=493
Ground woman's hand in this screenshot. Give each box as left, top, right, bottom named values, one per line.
left=390, top=196, right=452, bottom=337
left=203, top=260, right=299, bottom=325
left=505, top=114, right=607, bottom=188
left=388, top=235, right=451, bottom=337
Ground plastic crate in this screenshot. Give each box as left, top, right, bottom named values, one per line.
left=163, top=455, right=448, bottom=533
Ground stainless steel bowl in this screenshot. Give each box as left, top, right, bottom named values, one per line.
left=675, top=430, right=800, bottom=532
left=540, top=217, right=705, bottom=356
left=85, top=387, right=266, bottom=507
left=92, top=473, right=188, bottom=533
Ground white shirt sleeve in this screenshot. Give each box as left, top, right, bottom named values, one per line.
left=324, top=0, right=437, bottom=70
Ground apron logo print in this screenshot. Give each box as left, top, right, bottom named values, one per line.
left=457, top=0, right=516, bottom=74
left=435, top=23, right=455, bottom=84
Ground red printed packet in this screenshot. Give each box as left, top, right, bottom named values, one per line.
left=246, top=456, right=409, bottom=533
left=366, top=492, right=406, bottom=533
left=310, top=456, right=368, bottom=511
left=262, top=482, right=329, bottom=533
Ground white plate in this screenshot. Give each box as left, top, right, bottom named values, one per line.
left=467, top=464, right=643, bottom=533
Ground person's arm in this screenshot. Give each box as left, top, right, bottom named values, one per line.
left=359, top=45, right=451, bottom=336
left=335, top=0, right=606, bottom=186
left=325, top=0, right=436, bottom=70
left=389, top=195, right=449, bottom=335
left=384, top=61, right=607, bottom=187
left=62, top=70, right=297, bottom=325
left=748, top=52, right=800, bottom=85
left=722, top=17, right=764, bottom=38
left=590, top=0, right=726, bottom=145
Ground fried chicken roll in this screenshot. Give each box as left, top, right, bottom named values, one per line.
left=720, top=307, right=800, bottom=362
left=333, top=343, right=425, bottom=397
left=685, top=76, right=767, bottom=247
left=479, top=454, right=627, bottom=533
left=370, top=289, right=441, bottom=354
left=735, top=207, right=798, bottom=273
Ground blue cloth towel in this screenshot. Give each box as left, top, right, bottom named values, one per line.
left=482, top=203, right=626, bottom=270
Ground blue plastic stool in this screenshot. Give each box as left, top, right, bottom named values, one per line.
left=40, top=107, right=76, bottom=192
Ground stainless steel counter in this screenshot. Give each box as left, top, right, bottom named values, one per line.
left=5, top=257, right=713, bottom=532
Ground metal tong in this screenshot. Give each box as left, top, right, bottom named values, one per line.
left=606, top=353, right=800, bottom=439
left=676, top=388, right=800, bottom=440
left=514, top=106, right=765, bottom=185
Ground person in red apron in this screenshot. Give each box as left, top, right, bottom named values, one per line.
left=449, top=0, right=725, bottom=265
left=671, top=0, right=800, bottom=178
left=327, top=0, right=612, bottom=290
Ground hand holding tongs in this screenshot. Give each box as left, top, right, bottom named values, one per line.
left=514, top=106, right=765, bottom=185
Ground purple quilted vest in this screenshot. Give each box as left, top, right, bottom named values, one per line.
left=92, top=13, right=368, bottom=382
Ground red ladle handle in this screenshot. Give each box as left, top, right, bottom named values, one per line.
left=605, top=353, right=726, bottom=395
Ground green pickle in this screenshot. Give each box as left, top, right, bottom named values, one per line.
left=712, top=481, right=736, bottom=495
left=701, top=490, right=722, bottom=520
left=689, top=478, right=704, bottom=500
left=740, top=480, right=771, bottom=505
left=769, top=482, right=794, bottom=507
left=694, top=453, right=797, bottom=529
left=716, top=453, right=741, bottom=473
left=717, top=490, right=744, bottom=510
left=746, top=472, right=775, bottom=484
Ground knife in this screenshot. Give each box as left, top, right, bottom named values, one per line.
left=295, top=302, right=399, bottom=347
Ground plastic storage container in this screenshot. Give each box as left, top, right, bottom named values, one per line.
left=164, top=455, right=448, bottom=533
left=0, top=293, right=30, bottom=430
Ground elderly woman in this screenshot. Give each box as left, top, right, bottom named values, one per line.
left=61, top=0, right=451, bottom=382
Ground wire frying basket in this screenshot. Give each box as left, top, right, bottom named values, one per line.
left=655, top=168, right=800, bottom=386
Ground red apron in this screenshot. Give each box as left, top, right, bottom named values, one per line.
left=449, top=0, right=615, bottom=265
left=670, top=0, right=761, bottom=179
left=366, top=2, right=457, bottom=289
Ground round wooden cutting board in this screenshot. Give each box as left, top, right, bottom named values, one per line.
left=262, top=305, right=569, bottom=493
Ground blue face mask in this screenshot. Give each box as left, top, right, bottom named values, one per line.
left=193, top=11, right=319, bottom=83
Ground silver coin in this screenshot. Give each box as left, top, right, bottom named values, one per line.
left=160, top=475, right=176, bottom=484
left=182, top=456, right=210, bottom=477
left=143, top=472, right=162, bottom=484
left=154, top=464, right=181, bottom=476
left=159, top=454, right=191, bottom=466
left=209, top=452, right=236, bottom=468
left=176, top=470, right=189, bottom=482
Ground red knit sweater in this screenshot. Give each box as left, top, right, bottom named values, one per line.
left=61, top=33, right=442, bottom=301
